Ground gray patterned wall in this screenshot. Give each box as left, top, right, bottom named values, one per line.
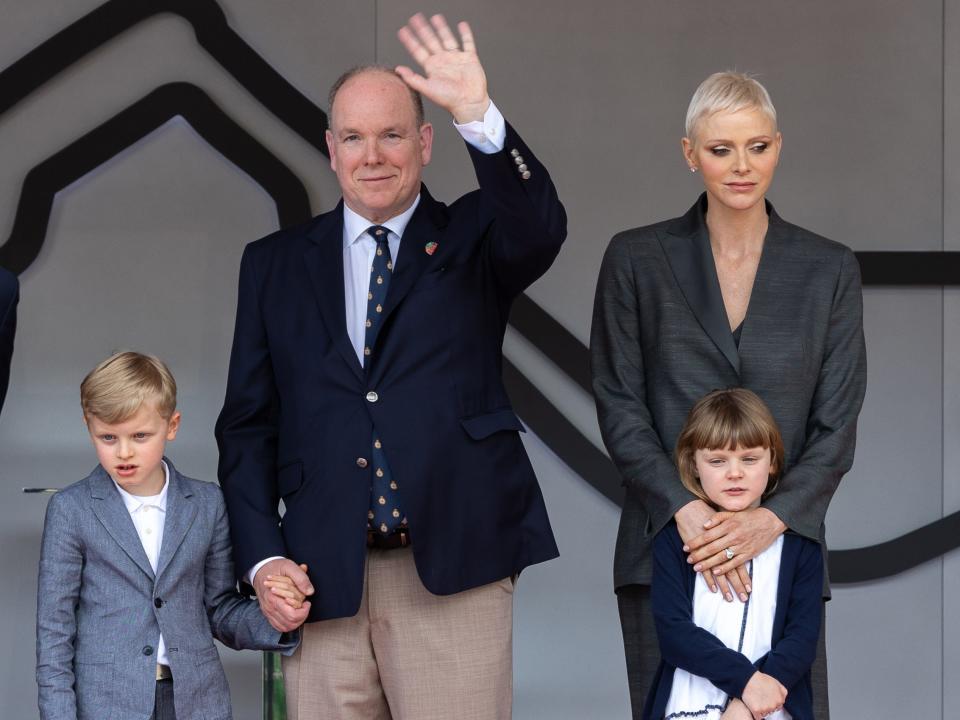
left=1, top=1, right=956, bottom=718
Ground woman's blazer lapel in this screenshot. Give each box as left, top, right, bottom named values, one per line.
left=658, top=194, right=741, bottom=376
left=735, top=207, right=792, bottom=365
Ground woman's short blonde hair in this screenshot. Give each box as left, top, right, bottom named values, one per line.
left=81, top=351, right=177, bottom=423
left=685, top=71, right=777, bottom=139
left=675, top=388, right=784, bottom=507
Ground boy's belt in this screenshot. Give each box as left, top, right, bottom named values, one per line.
left=156, top=664, right=172, bottom=681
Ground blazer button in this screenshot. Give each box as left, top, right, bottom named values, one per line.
left=356, top=458, right=368, bottom=468
left=142, top=646, right=154, bottom=656
left=366, top=391, right=378, bottom=403
left=154, top=598, right=163, bottom=608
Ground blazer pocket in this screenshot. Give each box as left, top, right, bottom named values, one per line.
left=277, top=461, right=303, bottom=498
left=74, top=657, right=114, bottom=718
left=194, top=644, right=221, bottom=666
left=193, top=645, right=232, bottom=720
left=460, top=408, right=525, bottom=440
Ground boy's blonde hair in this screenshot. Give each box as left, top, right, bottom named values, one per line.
left=80, top=351, right=177, bottom=423
left=675, top=388, right=784, bottom=507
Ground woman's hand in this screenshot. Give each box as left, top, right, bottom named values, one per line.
left=684, top=507, right=786, bottom=579
left=675, top=501, right=751, bottom=602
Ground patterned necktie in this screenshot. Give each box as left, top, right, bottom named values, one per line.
left=364, top=226, right=404, bottom=535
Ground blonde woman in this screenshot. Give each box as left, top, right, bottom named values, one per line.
left=591, top=72, right=867, bottom=719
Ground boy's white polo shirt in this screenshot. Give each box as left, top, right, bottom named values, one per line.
left=112, top=460, right=170, bottom=667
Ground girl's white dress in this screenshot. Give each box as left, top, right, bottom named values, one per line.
left=664, top=535, right=790, bottom=720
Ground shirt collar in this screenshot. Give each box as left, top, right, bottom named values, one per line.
left=112, top=460, right=170, bottom=514
left=342, top=194, right=421, bottom=249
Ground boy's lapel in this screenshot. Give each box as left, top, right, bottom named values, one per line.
left=88, top=466, right=154, bottom=580
left=156, top=460, right=198, bottom=581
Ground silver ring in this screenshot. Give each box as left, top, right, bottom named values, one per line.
left=724, top=547, right=735, bottom=560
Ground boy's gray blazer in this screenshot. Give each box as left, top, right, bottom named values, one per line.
left=36, top=459, right=297, bottom=720
left=591, top=194, right=867, bottom=594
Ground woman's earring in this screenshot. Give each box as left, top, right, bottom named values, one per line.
left=690, top=166, right=698, bottom=173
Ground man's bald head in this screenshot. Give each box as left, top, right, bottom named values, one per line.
left=328, top=65, right=425, bottom=129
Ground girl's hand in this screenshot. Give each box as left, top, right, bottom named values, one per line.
left=720, top=698, right=753, bottom=720
left=741, top=671, right=787, bottom=719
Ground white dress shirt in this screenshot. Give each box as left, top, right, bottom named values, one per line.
left=342, top=100, right=506, bottom=363
left=112, top=461, right=170, bottom=667
left=247, top=101, right=507, bottom=584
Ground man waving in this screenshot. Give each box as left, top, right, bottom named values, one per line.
left=216, top=13, right=565, bottom=719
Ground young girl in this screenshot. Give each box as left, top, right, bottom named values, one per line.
left=643, top=388, right=823, bottom=720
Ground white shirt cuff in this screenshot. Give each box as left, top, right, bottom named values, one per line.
left=246, top=556, right=286, bottom=586
left=453, top=99, right=506, bottom=154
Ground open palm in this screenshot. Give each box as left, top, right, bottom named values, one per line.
left=397, top=13, right=490, bottom=123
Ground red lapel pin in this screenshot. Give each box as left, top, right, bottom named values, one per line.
left=424, top=241, right=438, bottom=256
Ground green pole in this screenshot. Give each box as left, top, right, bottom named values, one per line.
left=263, top=651, right=286, bottom=719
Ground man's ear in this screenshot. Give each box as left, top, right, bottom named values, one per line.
left=419, top=122, right=434, bottom=167
left=325, top=129, right=338, bottom=172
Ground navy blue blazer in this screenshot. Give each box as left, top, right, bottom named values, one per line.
left=0, top=266, right=18, bottom=413
left=643, top=523, right=822, bottom=720
left=216, top=123, right=565, bottom=621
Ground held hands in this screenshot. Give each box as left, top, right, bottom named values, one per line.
left=396, top=13, right=490, bottom=123
left=263, top=563, right=310, bottom=609
left=253, top=558, right=313, bottom=632
left=741, top=671, right=788, bottom=719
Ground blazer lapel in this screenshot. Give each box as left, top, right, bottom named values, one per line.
left=303, top=204, right=364, bottom=382
left=659, top=194, right=741, bottom=375
left=156, top=460, right=197, bottom=581
left=379, top=185, right=448, bottom=328
left=737, top=204, right=788, bottom=357
left=89, top=467, right=155, bottom=580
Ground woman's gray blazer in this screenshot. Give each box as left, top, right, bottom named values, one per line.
left=590, top=194, right=867, bottom=593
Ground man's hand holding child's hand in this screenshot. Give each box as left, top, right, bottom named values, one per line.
left=263, top=564, right=310, bottom=609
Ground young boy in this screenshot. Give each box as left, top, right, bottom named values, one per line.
left=36, top=351, right=303, bottom=720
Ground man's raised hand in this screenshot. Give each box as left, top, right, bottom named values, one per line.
left=396, top=13, right=490, bottom=123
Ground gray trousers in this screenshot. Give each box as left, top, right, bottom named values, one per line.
left=617, top=584, right=829, bottom=719
left=150, top=679, right=177, bottom=720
